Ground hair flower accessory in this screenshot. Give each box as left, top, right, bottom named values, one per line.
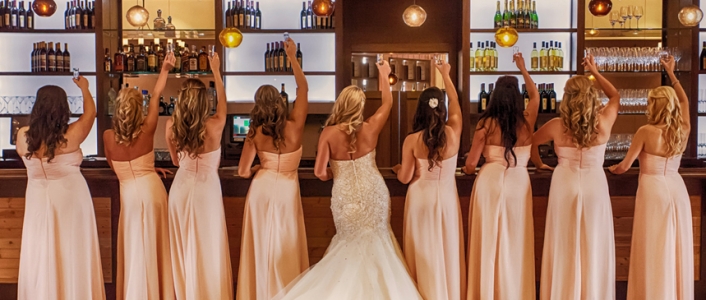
left=428, top=98, right=439, bottom=109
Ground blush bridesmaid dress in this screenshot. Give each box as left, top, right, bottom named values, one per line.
left=403, top=154, right=465, bottom=300
left=169, top=148, right=233, bottom=300
left=18, top=149, right=106, bottom=300
left=467, top=145, right=535, bottom=299
left=626, top=152, right=693, bottom=300
left=236, top=147, right=309, bottom=300
left=540, top=144, right=615, bottom=300
left=113, top=152, right=174, bottom=300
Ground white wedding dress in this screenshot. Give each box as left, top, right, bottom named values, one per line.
left=276, top=151, right=422, bottom=300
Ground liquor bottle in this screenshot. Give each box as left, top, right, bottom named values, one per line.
left=153, top=9, right=165, bottom=30
left=539, top=41, right=547, bottom=71
left=126, top=44, right=135, bottom=72
left=502, top=0, right=510, bottom=27
left=158, top=96, right=167, bottom=115
left=165, top=16, right=175, bottom=32
left=516, top=0, right=523, bottom=29
left=255, top=2, right=261, bottom=29
left=531, top=1, right=538, bottom=29
left=238, top=0, right=245, bottom=28
left=475, top=42, right=485, bottom=72
left=38, top=42, right=47, bottom=72
left=549, top=83, right=557, bottom=113
left=225, top=1, right=232, bottom=27
left=508, top=0, right=515, bottom=28
left=157, top=44, right=165, bottom=70
left=296, top=42, right=303, bottom=68
left=280, top=83, right=288, bottom=103
left=181, top=43, right=190, bottom=72
left=63, top=1, right=69, bottom=29
left=147, top=45, right=156, bottom=72
left=74, top=0, right=82, bottom=30
left=540, top=83, right=549, bottom=113
left=189, top=45, right=198, bottom=72
left=264, top=43, right=270, bottom=72
left=531, top=42, right=539, bottom=71
left=300, top=2, right=307, bottom=29
left=493, top=42, right=498, bottom=71
left=81, top=1, right=88, bottom=29
left=700, top=42, right=706, bottom=70
left=479, top=83, right=488, bottom=113
left=278, top=41, right=286, bottom=72
left=244, top=1, right=250, bottom=28
left=113, top=45, right=124, bottom=72
left=103, top=48, right=111, bottom=72
left=90, top=1, right=95, bottom=29
left=524, top=0, right=531, bottom=28
left=47, top=42, right=56, bottom=71
left=63, top=42, right=70, bottom=71
left=136, top=45, right=146, bottom=72
left=141, top=90, right=149, bottom=116
left=522, top=84, right=530, bottom=109
left=494, top=1, right=502, bottom=29
left=306, top=1, right=313, bottom=29
left=26, top=1, right=32, bottom=29
left=198, top=46, right=208, bottom=72
left=173, top=43, right=181, bottom=73
left=167, top=97, right=175, bottom=115
left=18, top=1, right=24, bottom=29
left=11, top=0, right=18, bottom=28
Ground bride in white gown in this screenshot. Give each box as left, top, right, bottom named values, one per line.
left=275, top=61, right=422, bottom=300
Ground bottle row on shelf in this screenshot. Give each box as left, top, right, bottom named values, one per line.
left=0, top=0, right=33, bottom=30
left=0, top=95, right=86, bottom=114
left=300, top=1, right=334, bottom=30
left=107, top=40, right=214, bottom=74
left=107, top=83, right=217, bottom=116
left=477, top=82, right=557, bottom=113
left=63, top=0, right=95, bottom=30
left=264, top=41, right=303, bottom=72
left=494, top=0, right=539, bottom=29
left=30, top=41, right=72, bottom=72
left=225, top=0, right=262, bottom=30
left=469, top=41, right=564, bottom=72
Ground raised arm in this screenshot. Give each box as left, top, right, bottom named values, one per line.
left=285, top=38, right=309, bottom=131
left=209, top=53, right=227, bottom=128
left=662, top=55, right=690, bottom=132
left=365, top=60, right=393, bottom=135
left=314, top=128, right=333, bottom=181
left=145, top=53, right=175, bottom=134
left=531, top=118, right=559, bottom=171
left=585, top=54, right=620, bottom=125
left=435, top=61, right=462, bottom=139
left=517, top=53, right=540, bottom=128
left=237, top=138, right=259, bottom=178
left=66, top=76, right=96, bottom=144
left=463, top=124, right=487, bottom=175
left=609, top=127, right=646, bottom=175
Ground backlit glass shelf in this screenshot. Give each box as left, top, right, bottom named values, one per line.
left=0, top=29, right=95, bottom=34
left=102, top=29, right=216, bottom=40
left=107, top=72, right=213, bottom=78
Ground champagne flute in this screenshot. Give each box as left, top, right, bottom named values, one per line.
left=634, top=6, right=644, bottom=30
left=620, top=7, right=629, bottom=29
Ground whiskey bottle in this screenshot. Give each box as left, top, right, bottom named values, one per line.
left=113, top=45, right=124, bottom=72
left=181, top=43, right=190, bottom=72
left=62, top=43, right=70, bottom=71
left=26, top=1, right=32, bottom=29
left=103, top=48, right=111, bottom=72
left=154, top=9, right=165, bottom=30
left=296, top=43, right=303, bottom=68
left=278, top=41, right=285, bottom=72
left=147, top=44, right=156, bottom=72
left=198, top=46, right=208, bottom=72
left=126, top=44, right=135, bottom=72
left=55, top=43, right=63, bottom=72
left=188, top=45, right=198, bottom=72
left=136, top=45, right=146, bottom=72
left=157, top=44, right=165, bottom=70
left=47, top=42, right=56, bottom=72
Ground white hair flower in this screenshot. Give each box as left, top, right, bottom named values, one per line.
left=428, top=98, right=439, bottom=109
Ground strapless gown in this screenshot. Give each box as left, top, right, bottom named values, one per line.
left=237, top=147, right=309, bottom=300
left=626, top=153, right=693, bottom=300
left=113, top=152, right=174, bottom=300
left=275, top=151, right=422, bottom=300
left=18, top=150, right=105, bottom=300
left=467, top=145, right=535, bottom=299
left=403, top=155, right=465, bottom=300
left=540, top=144, right=615, bottom=300
left=169, top=149, right=233, bottom=300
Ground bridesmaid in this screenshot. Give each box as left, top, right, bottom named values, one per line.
left=609, top=56, right=694, bottom=300
left=463, top=53, right=539, bottom=299
left=165, top=53, right=233, bottom=299
left=392, top=61, right=465, bottom=300
left=16, top=80, right=105, bottom=299
left=532, top=55, right=620, bottom=300
left=103, top=53, right=175, bottom=300
left=236, top=38, right=310, bottom=300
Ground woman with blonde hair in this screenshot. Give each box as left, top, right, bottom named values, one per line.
left=531, top=55, right=620, bottom=299
left=609, top=56, right=693, bottom=300
left=165, top=53, right=232, bottom=299
left=275, top=60, right=422, bottom=299
left=236, top=38, right=310, bottom=300
left=103, top=54, right=175, bottom=300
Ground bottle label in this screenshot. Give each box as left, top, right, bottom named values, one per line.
left=19, top=15, right=24, bottom=27
left=84, top=15, right=88, bottom=27
left=148, top=56, right=156, bottom=68
left=189, top=59, right=197, bottom=71
left=239, top=14, right=244, bottom=26
left=256, top=17, right=260, bottom=28
left=280, top=56, right=284, bottom=70
left=57, top=56, right=64, bottom=71
left=48, top=56, right=56, bottom=70
left=64, top=57, right=70, bottom=69
left=28, top=16, right=32, bottom=28
left=542, top=99, right=547, bottom=110
left=11, top=15, right=16, bottom=26
left=199, top=57, right=207, bottom=70
left=540, top=56, right=547, bottom=69
left=481, top=98, right=487, bottom=110
left=551, top=98, right=556, bottom=110
left=40, top=55, right=46, bottom=70
left=531, top=57, right=538, bottom=69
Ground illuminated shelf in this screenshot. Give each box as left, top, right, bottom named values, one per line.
left=470, top=71, right=574, bottom=75
left=470, top=28, right=576, bottom=33
left=106, top=72, right=213, bottom=78
left=0, top=72, right=97, bottom=76
left=0, top=29, right=95, bottom=34
left=223, top=71, right=335, bottom=76
left=239, top=28, right=335, bottom=34
left=102, top=29, right=216, bottom=40
left=0, top=114, right=83, bottom=118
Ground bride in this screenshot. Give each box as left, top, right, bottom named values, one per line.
left=275, top=60, right=422, bottom=299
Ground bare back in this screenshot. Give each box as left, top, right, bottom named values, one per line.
left=479, top=117, right=534, bottom=148
left=639, top=124, right=689, bottom=157
left=408, top=126, right=461, bottom=161
left=324, top=122, right=381, bottom=161
left=103, top=126, right=156, bottom=162
left=166, top=116, right=225, bottom=157
left=250, top=120, right=304, bottom=154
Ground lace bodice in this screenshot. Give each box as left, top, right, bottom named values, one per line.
left=329, top=150, right=391, bottom=237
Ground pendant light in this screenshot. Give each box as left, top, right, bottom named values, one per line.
left=588, top=0, right=612, bottom=17
left=388, top=73, right=399, bottom=85
left=403, top=0, right=427, bottom=27
left=219, top=27, right=244, bottom=48
left=126, top=0, right=150, bottom=28
left=495, top=26, right=519, bottom=47
left=312, top=0, right=334, bottom=17
left=678, top=5, right=703, bottom=27
left=32, top=0, right=57, bottom=17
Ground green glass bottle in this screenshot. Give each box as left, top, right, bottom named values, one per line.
left=494, top=1, right=502, bottom=29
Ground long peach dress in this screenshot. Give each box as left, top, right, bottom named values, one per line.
left=169, top=148, right=233, bottom=300
left=18, top=149, right=106, bottom=300
left=113, top=152, right=174, bottom=300
left=467, top=145, right=535, bottom=299
left=236, top=147, right=309, bottom=300
left=626, top=153, right=693, bottom=300
left=540, top=144, right=615, bottom=300
left=403, top=154, right=465, bottom=300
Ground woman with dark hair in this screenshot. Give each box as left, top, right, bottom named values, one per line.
left=236, top=38, right=310, bottom=300
left=392, top=61, right=464, bottom=300
left=463, top=53, right=539, bottom=299
left=16, top=79, right=104, bottom=299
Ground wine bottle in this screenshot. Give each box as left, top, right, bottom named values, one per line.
left=56, top=42, right=64, bottom=72
left=558, top=42, right=564, bottom=70
left=264, top=43, right=270, bottom=72
left=531, top=0, right=538, bottom=29
left=255, top=2, right=261, bottom=29
left=63, top=42, right=70, bottom=71
left=502, top=0, right=510, bottom=27
left=522, top=84, right=530, bottom=109
left=508, top=0, right=516, bottom=28
left=30, top=43, right=36, bottom=72
left=47, top=42, right=56, bottom=72
left=539, top=41, right=547, bottom=71
left=307, top=1, right=313, bottom=30
left=475, top=41, right=483, bottom=72
left=63, top=1, right=69, bottom=29
left=479, top=83, right=488, bottom=113
left=493, top=42, right=498, bottom=71
left=26, top=1, right=32, bottom=29
left=225, top=1, right=232, bottom=27
left=126, top=44, right=135, bottom=72
left=540, top=83, right=550, bottom=113
left=524, top=0, right=531, bottom=29
left=271, top=42, right=279, bottom=71
left=82, top=1, right=88, bottom=29
left=244, top=1, right=251, bottom=29
left=547, top=41, right=554, bottom=71
left=470, top=42, right=475, bottom=71
left=74, top=0, right=82, bottom=30
left=483, top=41, right=491, bottom=71
left=700, top=42, right=706, bottom=70
left=238, top=0, right=245, bottom=28
left=516, top=0, right=523, bottom=29
left=494, top=1, right=502, bottom=29
left=531, top=42, right=539, bottom=71
left=549, top=83, right=557, bottom=113
left=173, top=43, right=181, bottom=73
left=0, top=1, right=5, bottom=29
left=167, top=97, right=175, bottom=115
left=39, top=42, right=47, bottom=72
left=18, top=1, right=24, bottom=29
left=296, top=42, right=303, bottom=68
left=280, top=83, right=288, bottom=103
left=488, top=83, right=495, bottom=100
left=147, top=44, right=157, bottom=72
left=10, top=0, right=18, bottom=28
left=300, top=2, right=307, bottom=29
left=159, top=96, right=167, bottom=116
left=278, top=41, right=286, bottom=72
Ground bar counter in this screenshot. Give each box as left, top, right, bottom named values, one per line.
left=0, top=163, right=705, bottom=299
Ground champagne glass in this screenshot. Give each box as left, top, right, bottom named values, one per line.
left=620, top=7, right=629, bottom=29
left=626, top=6, right=633, bottom=29
left=610, top=12, right=619, bottom=30
left=634, top=6, right=644, bottom=30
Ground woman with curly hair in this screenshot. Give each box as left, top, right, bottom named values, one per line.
left=16, top=78, right=104, bottom=299
left=236, top=38, right=310, bottom=300
left=165, top=52, right=232, bottom=299
left=103, top=53, right=175, bottom=300
left=609, top=56, right=693, bottom=300
left=531, top=54, right=620, bottom=300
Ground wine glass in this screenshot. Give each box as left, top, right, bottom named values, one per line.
left=626, top=6, right=633, bottom=29
left=610, top=12, right=619, bottom=30
left=620, top=7, right=629, bottom=29
left=634, top=6, right=644, bottom=30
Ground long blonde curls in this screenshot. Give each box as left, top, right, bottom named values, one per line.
left=248, top=85, right=288, bottom=150
left=112, top=88, right=145, bottom=145
left=646, top=86, right=685, bottom=157
left=171, top=79, right=209, bottom=158
left=326, top=85, right=365, bottom=153
left=560, top=75, right=603, bottom=148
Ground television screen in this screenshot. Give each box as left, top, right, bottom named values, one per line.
left=232, top=116, right=250, bottom=142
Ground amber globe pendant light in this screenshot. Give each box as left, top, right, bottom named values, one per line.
left=32, top=0, right=57, bottom=17
left=312, top=0, right=334, bottom=17
left=495, top=26, right=519, bottom=47
left=388, top=73, right=399, bottom=85
left=588, top=0, right=612, bottom=17
left=403, top=0, right=427, bottom=27
left=126, top=0, right=150, bottom=28
left=219, top=27, right=244, bottom=48
left=678, top=5, right=704, bottom=27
